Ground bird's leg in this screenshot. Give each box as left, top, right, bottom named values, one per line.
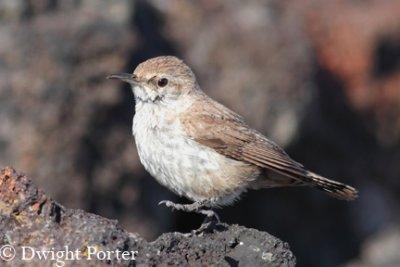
left=158, top=200, right=220, bottom=222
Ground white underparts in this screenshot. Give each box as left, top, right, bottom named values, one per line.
left=132, top=97, right=258, bottom=206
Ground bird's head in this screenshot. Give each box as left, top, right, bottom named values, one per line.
left=108, top=56, right=198, bottom=103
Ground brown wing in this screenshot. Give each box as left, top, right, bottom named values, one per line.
left=180, top=96, right=308, bottom=180
left=180, top=94, right=358, bottom=201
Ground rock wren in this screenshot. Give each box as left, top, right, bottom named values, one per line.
left=108, top=56, right=358, bottom=219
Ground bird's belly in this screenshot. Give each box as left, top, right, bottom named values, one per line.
left=134, top=125, right=258, bottom=204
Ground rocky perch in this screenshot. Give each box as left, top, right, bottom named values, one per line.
left=0, top=167, right=295, bottom=266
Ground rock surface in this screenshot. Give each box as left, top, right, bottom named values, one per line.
left=0, top=167, right=295, bottom=266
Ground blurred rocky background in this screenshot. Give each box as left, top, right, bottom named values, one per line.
left=0, top=0, right=399, bottom=266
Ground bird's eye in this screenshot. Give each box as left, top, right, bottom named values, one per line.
left=157, top=78, right=168, bottom=87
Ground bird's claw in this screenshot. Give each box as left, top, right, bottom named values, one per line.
left=158, top=200, right=174, bottom=209
left=197, top=209, right=220, bottom=222
left=158, top=200, right=220, bottom=223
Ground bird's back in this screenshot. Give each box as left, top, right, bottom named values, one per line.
left=180, top=91, right=358, bottom=200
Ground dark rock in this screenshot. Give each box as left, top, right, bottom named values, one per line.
left=0, top=167, right=295, bottom=266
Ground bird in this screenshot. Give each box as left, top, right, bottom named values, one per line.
left=107, top=56, right=358, bottom=220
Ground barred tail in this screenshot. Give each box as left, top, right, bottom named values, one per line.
left=307, top=171, right=358, bottom=201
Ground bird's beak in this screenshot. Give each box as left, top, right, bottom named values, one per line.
left=107, top=73, right=139, bottom=84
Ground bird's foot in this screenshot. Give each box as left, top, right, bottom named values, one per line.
left=194, top=215, right=221, bottom=234
left=158, top=200, right=220, bottom=234
left=158, top=200, right=220, bottom=223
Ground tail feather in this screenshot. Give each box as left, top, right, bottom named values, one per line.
left=306, top=171, right=358, bottom=201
